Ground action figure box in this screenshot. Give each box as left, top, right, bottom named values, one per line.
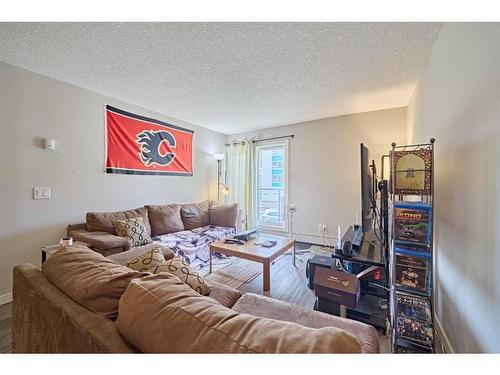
left=395, top=338, right=433, bottom=353
left=396, top=292, right=432, bottom=323
left=394, top=202, right=432, bottom=246
left=394, top=243, right=430, bottom=254
left=395, top=247, right=431, bottom=296
left=396, top=316, right=434, bottom=348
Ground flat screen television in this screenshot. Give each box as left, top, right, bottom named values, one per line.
left=360, top=143, right=374, bottom=233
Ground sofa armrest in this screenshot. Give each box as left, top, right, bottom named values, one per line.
left=12, top=264, right=136, bottom=353
left=68, top=229, right=131, bottom=252
left=67, top=223, right=87, bottom=232
left=232, top=293, right=379, bottom=353
left=208, top=281, right=241, bottom=308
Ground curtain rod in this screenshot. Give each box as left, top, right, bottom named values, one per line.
left=225, top=134, right=294, bottom=146
left=252, top=134, right=294, bottom=143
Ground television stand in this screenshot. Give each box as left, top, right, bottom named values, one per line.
left=319, top=228, right=389, bottom=331
left=334, top=229, right=385, bottom=267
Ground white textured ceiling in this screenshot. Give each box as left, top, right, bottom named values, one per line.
left=0, top=23, right=442, bottom=134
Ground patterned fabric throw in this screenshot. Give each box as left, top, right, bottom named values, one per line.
left=126, top=247, right=165, bottom=272
left=153, top=256, right=211, bottom=295
left=113, top=217, right=152, bottom=247
left=152, top=225, right=235, bottom=268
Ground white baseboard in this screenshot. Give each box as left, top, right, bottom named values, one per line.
left=259, top=229, right=337, bottom=248
left=0, top=293, right=12, bottom=305
left=435, top=315, right=455, bottom=353
left=293, top=233, right=337, bottom=247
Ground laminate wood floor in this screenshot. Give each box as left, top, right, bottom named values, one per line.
left=0, top=302, right=12, bottom=353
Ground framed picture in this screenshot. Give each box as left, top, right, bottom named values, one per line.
left=392, top=148, right=432, bottom=195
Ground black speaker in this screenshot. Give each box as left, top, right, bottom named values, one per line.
left=314, top=298, right=341, bottom=316
left=306, top=255, right=335, bottom=289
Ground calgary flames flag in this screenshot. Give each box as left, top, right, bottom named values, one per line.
left=105, top=105, right=193, bottom=176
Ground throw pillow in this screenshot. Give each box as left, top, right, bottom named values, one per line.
left=209, top=203, right=239, bottom=228
left=180, top=200, right=213, bottom=230
left=113, top=217, right=152, bottom=247
left=153, top=256, right=212, bottom=296
left=145, top=204, right=184, bottom=236
left=86, top=207, right=151, bottom=235
left=126, top=246, right=166, bottom=272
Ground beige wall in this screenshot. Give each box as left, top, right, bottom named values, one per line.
left=407, top=23, right=500, bottom=352
left=228, top=107, right=407, bottom=244
left=0, top=61, right=226, bottom=299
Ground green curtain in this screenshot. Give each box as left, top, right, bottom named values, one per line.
left=226, top=141, right=255, bottom=230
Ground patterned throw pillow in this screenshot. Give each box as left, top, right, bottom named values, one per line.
left=126, top=247, right=165, bottom=272
left=153, top=256, right=212, bottom=296
left=113, top=217, right=152, bottom=247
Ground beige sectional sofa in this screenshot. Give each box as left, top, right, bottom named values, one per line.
left=67, top=201, right=240, bottom=264
left=12, top=245, right=380, bottom=354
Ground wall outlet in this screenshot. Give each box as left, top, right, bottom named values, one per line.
left=317, top=224, right=328, bottom=233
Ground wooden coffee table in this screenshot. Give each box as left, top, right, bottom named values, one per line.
left=209, top=235, right=296, bottom=292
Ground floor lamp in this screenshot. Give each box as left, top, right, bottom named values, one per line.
left=213, top=153, right=229, bottom=203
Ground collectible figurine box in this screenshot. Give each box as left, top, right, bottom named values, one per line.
left=396, top=316, right=434, bottom=348
left=394, top=202, right=432, bottom=245
left=396, top=292, right=432, bottom=323
left=395, top=247, right=431, bottom=295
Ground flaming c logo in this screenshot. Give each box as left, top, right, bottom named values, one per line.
left=136, top=130, right=176, bottom=166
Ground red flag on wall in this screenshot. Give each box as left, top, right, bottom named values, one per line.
left=105, top=105, right=193, bottom=176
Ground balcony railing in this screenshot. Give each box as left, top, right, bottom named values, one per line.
left=257, top=187, right=285, bottom=227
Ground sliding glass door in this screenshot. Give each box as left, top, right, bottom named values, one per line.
left=255, top=139, right=289, bottom=232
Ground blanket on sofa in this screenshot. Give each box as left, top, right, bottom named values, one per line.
left=152, top=225, right=235, bottom=269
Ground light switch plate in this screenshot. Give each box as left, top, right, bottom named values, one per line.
left=33, top=187, right=51, bottom=199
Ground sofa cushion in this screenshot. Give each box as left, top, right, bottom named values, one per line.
left=107, top=243, right=175, bottom=265
left=67, top=229, right=131, bottom=250
left=126, top=247, right=165, bottom=272
left=232, top=293, right=380, bottom=353
left=116, top=274, right=361, bottom=353
left=180, top=201, right=212, bottom=230
left=209, top=203, right=239, bottom=228
left=146, top=204, right=184, bottom=236
left=112, top=217, right=152, bottom=247
left=207, top=281, right=241, bottom=308
left=42, top=245, right=149, bottom=319
left=86, top=207, right=151, bottom=235
left=153, top=256, right=211, bottom=295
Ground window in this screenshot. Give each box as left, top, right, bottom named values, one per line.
left=255, top=140, right=289, bottom=231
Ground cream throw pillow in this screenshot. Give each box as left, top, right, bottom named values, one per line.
left=153, top=256, right=212, bottom=296
left=113, top=217, right=152, bottom=247
left=126, top=247, right=165, bottom=272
